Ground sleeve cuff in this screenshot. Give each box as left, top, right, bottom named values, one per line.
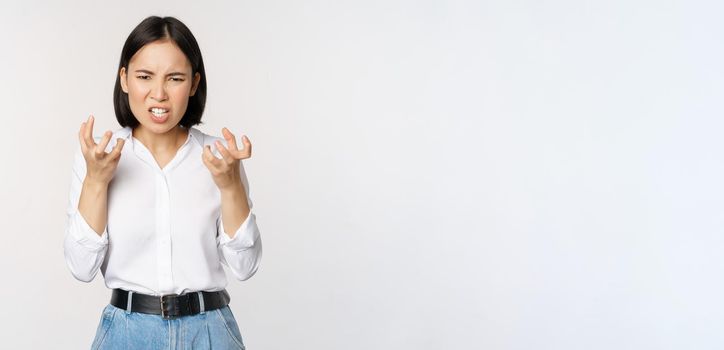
left=68, top=209, right=108, bottom=252
left=217, top=211, right=259, bottom=251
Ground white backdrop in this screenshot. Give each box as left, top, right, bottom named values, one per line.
left=1, top=0, right=722, bottom=349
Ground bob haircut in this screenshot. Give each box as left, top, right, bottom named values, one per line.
left=113, top=16, right=207, bottom=128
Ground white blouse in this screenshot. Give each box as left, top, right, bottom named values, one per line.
left=63, top=126, right=262, bottom=296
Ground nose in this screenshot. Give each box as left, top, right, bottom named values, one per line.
left=149, top=80, right=168, bottom=102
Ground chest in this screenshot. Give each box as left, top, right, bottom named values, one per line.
left=105, top=154, right=220, bottom=239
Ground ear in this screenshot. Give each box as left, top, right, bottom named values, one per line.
left=119, top=67, right=129, bottom=93
left=190, top=72, right=201, bottom=96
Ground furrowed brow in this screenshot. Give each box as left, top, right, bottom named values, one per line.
left=134, top=69, right=187, bottom=77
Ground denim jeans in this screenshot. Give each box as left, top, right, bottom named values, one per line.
left=90, top=303, right=246, bottom=349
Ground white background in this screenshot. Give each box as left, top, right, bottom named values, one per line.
left=1, top=0, right=722, bottom=349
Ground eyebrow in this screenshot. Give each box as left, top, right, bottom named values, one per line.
left=134, top=69, right=187, bottom=76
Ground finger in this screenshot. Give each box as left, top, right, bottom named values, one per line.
left=214, top=140, right=235, bottom=164
left=78, top=122, right=89, bottom=153
left=240, top=135, right=252, bottom=158
left=109, top=138, right=125, bottom=160
left=234, top=135, right=252, bottom=159
left=222, top=127, right=239, bottom=151
left=95, top=131, right=112, bottom=156
left=203, top=144, right=220, bottom=163
left=84, top=114, right=96, bottom=147
left=202, top=145, right=221, bottom=173
left=201, top=149, right=214, bottom=171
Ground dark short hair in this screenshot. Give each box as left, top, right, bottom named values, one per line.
left=113, top=16, right=207, bottom=128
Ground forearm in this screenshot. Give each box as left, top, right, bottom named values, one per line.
left=220, top=182, right=250, bottom=239
left=78, top=178, right=109, bottom=237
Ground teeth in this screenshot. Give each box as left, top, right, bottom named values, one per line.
left=151, top=108, right=168, bottom=114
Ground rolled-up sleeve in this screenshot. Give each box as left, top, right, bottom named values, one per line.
left=63, top=145, right=108, bottom=282
left=216, top=160, right=262, bottom=281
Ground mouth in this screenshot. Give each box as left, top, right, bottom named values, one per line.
left=148, top=107, right=169, bottom=123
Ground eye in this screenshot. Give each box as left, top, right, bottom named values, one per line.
left=170, top=77, right=185, bottom=82
left=136, top=75, right=150, bottom=80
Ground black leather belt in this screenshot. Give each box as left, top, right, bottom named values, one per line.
left=110, top=288, right=231, bottom=320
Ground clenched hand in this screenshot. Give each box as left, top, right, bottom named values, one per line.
left=202, top=127, right=252, bottom=191
left=78, top=114, right=125, bottom=185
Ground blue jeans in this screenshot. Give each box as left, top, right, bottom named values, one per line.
left=90, top=303, right=246, bottom=349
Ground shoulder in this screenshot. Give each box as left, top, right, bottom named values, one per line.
left=82, top=126, right=132, bottom=147
left=87, top=126, right=131, bottom=143
left=99, top=127, right=132, bottom=152
left=73, top=126, right=130, bottom=156
left=189, top=127, right=226, bottom=148
left=72, top=127, right=129, bottom=171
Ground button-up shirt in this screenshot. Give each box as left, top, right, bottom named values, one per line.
left=63, top=126, right=262, bottom=296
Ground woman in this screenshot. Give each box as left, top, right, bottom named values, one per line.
left=63, top=16, right=262, bottom=349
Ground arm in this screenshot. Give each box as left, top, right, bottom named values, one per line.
left=79, top=178, right=111, bottom=236
left=219, top=182, right=250, bottom=237
left=202, top=129, right=262, bottom=281
left=63, top=115, right=124, bottom=282
left=63, top=145, right=110, bottom=282
left=216, top=160, right=263, bottom=281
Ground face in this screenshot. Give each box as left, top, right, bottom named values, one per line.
left=119, top=39, right=201, bottom=134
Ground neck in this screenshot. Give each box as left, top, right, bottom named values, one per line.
left=132, top=124, right=189, bottom=155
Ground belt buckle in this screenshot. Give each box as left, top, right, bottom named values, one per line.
left=160, top=294, right=180, bottom=320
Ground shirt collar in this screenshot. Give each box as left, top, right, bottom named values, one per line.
left=118, top=126, right=204, bottom=148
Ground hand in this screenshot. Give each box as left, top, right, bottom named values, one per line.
left=78, top=114, right=125, bottom=185
left=202, top=127, right=252, bottom=191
